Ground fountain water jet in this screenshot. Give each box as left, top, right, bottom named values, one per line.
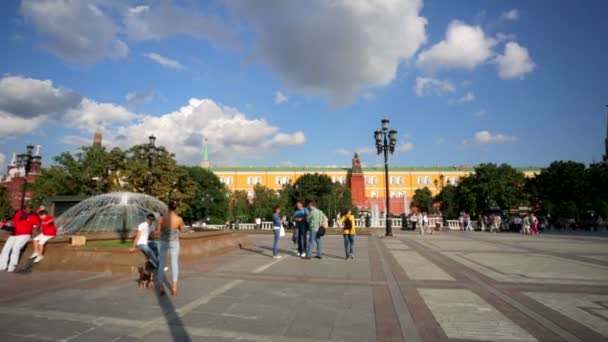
left=55, top=192, right=167, bottom=235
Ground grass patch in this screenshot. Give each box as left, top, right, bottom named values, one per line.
left=86, top=240, right=132, bottom=248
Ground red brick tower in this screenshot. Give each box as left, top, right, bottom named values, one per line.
left=349, top=153, right=366, bottom=208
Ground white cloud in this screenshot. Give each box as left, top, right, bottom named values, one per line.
left=0, top=111, right=46, bottom=137
left=231, top=0, right=428, bottom=105
left=416, top=20, right=495, bottom=71
left=274, top=91, right=288, bottom=104
left=126, top=90, right=155, bottom=107
left=495, top=42, right=535, bottom=79
left=0, top=76, right=82, bottom=118
left=473, top=109, right=487, bottom=117
left=106, top=98, right=305, bottom=164
left=435, top=138, right=445, bottom=145
left=500, top=9, right=519, bottom=21
left=144, top=53, right=184, bottom=69
left=354, top=147, right=376, bottom=155
left=124, top=3, right=237, bottom=47
left=21, top=0, right=128, bottom=63
left=63, top=99, right=137, bottom=133
left=335, top=149, right=351, bottom=156
left=449, top=91, right=476, bottom=104
left=415, top=77, right=455, bottom=96
left=0, top=152, right=5, bottom=169
left=395, top=142, right=414, bottom=153
left=463, top=131, right=518, bottom=145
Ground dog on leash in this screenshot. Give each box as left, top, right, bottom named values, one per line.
left=137, top=266, right=154, bottom=288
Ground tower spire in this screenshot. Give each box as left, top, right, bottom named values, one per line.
left=200, top=138, right=210, bottom=168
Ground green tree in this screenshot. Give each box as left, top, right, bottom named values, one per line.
left=531, top=161, right=587, bottom=222
left=0, top=186, right=13, bottom=219
left=181, top=166, right=229, bottom=224
left=229, top=190, right=251, bottom=222
left=585, top=162, right=608, bottom=218
left=252, top=184, right=279, bottom=221
left=434, top=185, right=458, bottom=219
left=413, top=187, right=433, bottom=212
left=286, top=173, right=353, bottom=217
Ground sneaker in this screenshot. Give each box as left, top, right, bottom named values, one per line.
left=33, top=255, right=44, bottom=263
left=6, top=267, right=15, bottom=272
left=300, top=253, right=306, bottom=257
left=350, top=254, right=354, bottom=260
left=273, top=255, right=282, bottom=259
left=29, top=252, right=39, bottom=259
left=345, top=256, right=349, bottom=260
left=164, top=267, right=169, bottom=272
left=314, top=256, right=322, bottom=259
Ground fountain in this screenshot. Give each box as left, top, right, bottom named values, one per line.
left=55, top=192, right=167, bottom=235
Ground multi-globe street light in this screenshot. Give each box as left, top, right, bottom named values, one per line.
left=16, top=144, right=40, bottom=210
left=374, top=117, right=397, bottom=236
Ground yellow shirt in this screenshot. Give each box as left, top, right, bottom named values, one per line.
left=340, top=215, right=356, bottom=235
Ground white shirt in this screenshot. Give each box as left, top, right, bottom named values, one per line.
left=136, top=221, right=153, bottom=245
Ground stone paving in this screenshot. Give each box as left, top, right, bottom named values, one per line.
left=0, top=231, right=607, bottom=341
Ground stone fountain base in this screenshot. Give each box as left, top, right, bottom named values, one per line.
left=0, top=231, right=252, bottom=274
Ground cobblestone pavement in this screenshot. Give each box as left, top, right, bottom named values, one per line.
left=0, top=231, right=607, bottom=341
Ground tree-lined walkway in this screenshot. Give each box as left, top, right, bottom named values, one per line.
left=0, top=232, right=607, bottom=341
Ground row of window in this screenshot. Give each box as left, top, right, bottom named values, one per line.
left=369, top=191, right=405, bottom=199
left=219, top=175, right=460, bottom=187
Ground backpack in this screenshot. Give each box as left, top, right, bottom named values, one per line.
left=343, top=215, right=352, bottom=229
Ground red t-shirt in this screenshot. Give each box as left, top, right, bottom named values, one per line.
left=41, top=216, right=57, bottom=236
left=12, top=211, right=41, bottom=236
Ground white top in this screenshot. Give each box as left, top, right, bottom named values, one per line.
left=136, top=221, right=154, bottom=245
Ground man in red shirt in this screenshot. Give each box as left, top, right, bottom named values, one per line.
left=30, top=210, right=56, bottom=263
left=0, top=205, right=40, bottom=272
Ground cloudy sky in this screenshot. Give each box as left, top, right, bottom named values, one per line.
left=0, top=0, right=606, bottom=169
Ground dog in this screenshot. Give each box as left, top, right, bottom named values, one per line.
left=137, top=266, right=154, bottom=289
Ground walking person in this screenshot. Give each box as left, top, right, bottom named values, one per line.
left=410, top=211, right=418, bottom=231
left=129, top=214, right=159, bottom=269
left=522, top=215, right=531, bottom=235
left=531, top=213, right=539, bottom=235
left=0, top=205, right=40, bottom=272
left=305, top=202, right=325, bottom=259
left=340, top=208, right=356, bottom=259
left=293, top=202, right=309, bottom=257
left=156, top=201, right=184, bottom=296
left=272, top=206, right=284, bottom=259
left=422, top=212, right=431, bottom=234
left=29, top=210, right=56, bottom=263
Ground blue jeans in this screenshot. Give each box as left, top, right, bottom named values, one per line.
left=157, top=240, right=180, bottom=285
left=343, top=234, right=355, bottom=257
left=272, top=228, right=280, bottom=256
left=137, top=242, right=159, bottom=269
left=297, top=224, right=308, bottom=254
left=307, top=230, right=322, bottom=257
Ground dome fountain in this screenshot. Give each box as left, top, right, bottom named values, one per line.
left=55, top=192, right=167, bottom=235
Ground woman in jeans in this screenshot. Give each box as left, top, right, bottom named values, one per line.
left=272, top=206, right=284, bottom=258
left=156, top=201, right=184, bottom=296
left=339, top=208, right=356, bottom=259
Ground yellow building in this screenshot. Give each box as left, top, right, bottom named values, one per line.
left=210, top=165, right=539, bottom=200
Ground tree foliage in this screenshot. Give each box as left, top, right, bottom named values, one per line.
left=413, top=187, right=433, bottom=212
left=283, top=173, right=353, bottom=218
left=180, top=166, right=229, bottom=224
left=0, top=186, right=13, bottom=219
left=434, top=185, right=458, bottom=219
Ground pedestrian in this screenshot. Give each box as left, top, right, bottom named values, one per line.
left=410, top=211, right=418, bottom=231
left=340, top=208, right=356, bottom=259
left=293, top=202, right=309, bottom=257
left=272, top=206, right=284, bottom=259
left=156, top=201, right=184, bottom=296
left=0, top=205, right=40, bottom=272
left=531, top=213, right=539, bottom=235
left=305, top=202, right=325, bottom=259
left=522, top=215, right=531, bottom=235
left=129, top=213, right=159, bottom=269
left=29, top=210, right=56, bottom=263
left=422, top=212, right=431, bottom=234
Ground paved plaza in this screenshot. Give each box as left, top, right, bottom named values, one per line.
left=0, top=231, right=607, bottom=341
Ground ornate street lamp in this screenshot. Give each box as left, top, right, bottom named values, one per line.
left=374, top=117, right=397, bottom=236
left=16, top=145, right=36, bottom=210
left=144, top=135, right=156, bottom=195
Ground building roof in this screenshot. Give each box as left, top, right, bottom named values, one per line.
left=209, top=166, right=542, bottom=172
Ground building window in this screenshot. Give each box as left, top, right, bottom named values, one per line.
left=417, top=176, right=422, bottom=185
left=424, top=176, right=431, bottom=185
left=452, top=177, right=459, bottom=185
left=275, top=176, right=290, bottom=185
left=396, top=191, right=404, bottom=198
left=247, top=176, right=262, bottom=185
left=247, top=191, right=254, bottom=199
left=390, top=176, right=403, bottom=185
left=220, top=176, right=233, bottom=185
left=331, top=176, right=346, bottom=184
left=365, top=176, right=377, bottom=185
left=371, top=191, right=378, bottom=198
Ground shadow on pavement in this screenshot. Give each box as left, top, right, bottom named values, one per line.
left=155, top=286, right=191, bottom=342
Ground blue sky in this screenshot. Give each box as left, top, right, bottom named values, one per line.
left=0, top=0, right=606, bottom=169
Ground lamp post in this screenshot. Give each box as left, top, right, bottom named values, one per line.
left=16, top=145, right=38, bottom=210
left=374, top=117, right=397, bottom=236
left=145, top=135, right=156, bottom=195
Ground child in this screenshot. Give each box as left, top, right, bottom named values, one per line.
left=30, top=210, right=56, bottom=263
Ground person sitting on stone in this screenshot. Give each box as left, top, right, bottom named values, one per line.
left=29, top=210, right=56, bottom=263
left=0, top=205, right=40, bottom=272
